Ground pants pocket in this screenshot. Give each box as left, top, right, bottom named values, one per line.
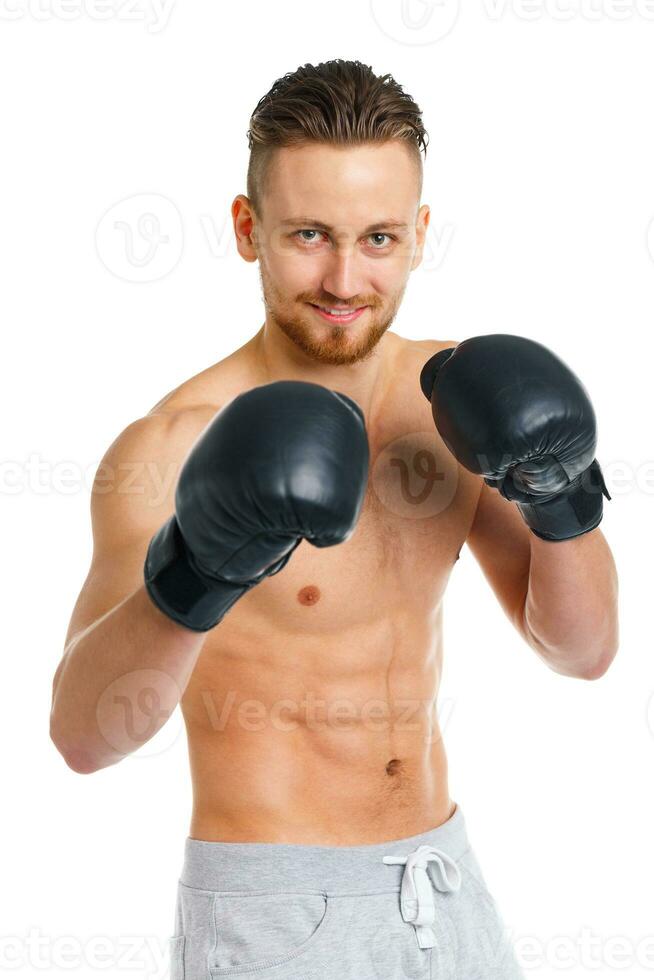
left=209, top=890, right=330, bottom=974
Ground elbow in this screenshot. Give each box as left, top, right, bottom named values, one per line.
left=51, top=738, right=102, bottom=775
left=582, top=620, right=620, bottom=680
left=576, top=631, right=619, bottom=680
left=63, top=750, right=104, bottom=775
left=523, top=608, right=620, bottom=681
left=531, top=638, right=619, bottom=681
left=50, top=720, right=104, bottom=775
left=578, top=645, right=618, bottom=681
left=54, top=744, right=103, bottom=775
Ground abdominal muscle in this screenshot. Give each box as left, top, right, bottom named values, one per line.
left=183, top=595, right=454, bottom=845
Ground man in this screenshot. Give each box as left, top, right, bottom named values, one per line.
left=50, top=60, right=618, bottom=979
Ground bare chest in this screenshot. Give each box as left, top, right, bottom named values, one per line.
left=203, top=426, right=480, bottom=639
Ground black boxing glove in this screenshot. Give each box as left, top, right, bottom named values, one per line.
left=420, top=334, right=610, bottom=542
left=144, top=381, right=369, bottom=631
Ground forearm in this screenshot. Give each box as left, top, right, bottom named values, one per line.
left=50, top=586, right=204, bottom=772
left=522, top=528, right=619, bottom=679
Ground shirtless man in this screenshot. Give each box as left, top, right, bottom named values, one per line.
left=50, top=60, right=618, bottom=979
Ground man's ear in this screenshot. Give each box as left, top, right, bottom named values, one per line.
left=232, top=194, right=258, bottom=263
left=411, top=204, right=430, bottom=271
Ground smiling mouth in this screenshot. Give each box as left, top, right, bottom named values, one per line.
left=309, top=304, right=368, bottom=323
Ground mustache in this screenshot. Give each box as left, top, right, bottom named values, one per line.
left=303, top=297, right=379, bottom=309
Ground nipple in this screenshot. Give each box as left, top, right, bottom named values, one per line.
left=297, top=585, right=321, bottom=606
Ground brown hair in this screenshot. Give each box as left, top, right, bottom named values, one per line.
left=246, top=59, right=428, bottom=217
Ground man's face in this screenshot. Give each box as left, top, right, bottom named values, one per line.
left=244, top=141, right=429, bottom=365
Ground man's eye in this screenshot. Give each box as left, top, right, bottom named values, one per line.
left=368, top=233, right=393, bottom=248
left=296, top=230, right=324, bottom=243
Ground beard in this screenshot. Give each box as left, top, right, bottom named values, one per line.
left=258, top=267, right=403, bottom=366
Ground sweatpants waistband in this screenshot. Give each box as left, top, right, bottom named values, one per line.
left=180, top=804, right=470, bottom=895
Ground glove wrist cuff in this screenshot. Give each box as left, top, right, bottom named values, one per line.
left=144, top=517, right=250, bottom=632
left=517, top=459, right=611, bottom=542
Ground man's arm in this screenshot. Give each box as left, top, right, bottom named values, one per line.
left=51, top=383, right=370, bottom=774
left=49, top=411, right=210, bottom=774
left=466, top=480, right=619, bottom=680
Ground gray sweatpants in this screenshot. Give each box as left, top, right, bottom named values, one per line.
left=169, top=804, right=524, bottom=979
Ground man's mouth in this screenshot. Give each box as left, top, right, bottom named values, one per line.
left=309, top=304, right=368, bottom=324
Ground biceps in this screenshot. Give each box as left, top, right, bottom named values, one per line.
left=65, top=468, right=174, bottom=644
left=64, top=541, right=151, bottom=649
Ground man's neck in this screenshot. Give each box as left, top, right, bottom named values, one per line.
left=251, top=319, right=397, bottom=419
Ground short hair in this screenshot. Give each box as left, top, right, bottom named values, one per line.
left=246, top=59, right=429, bottom=217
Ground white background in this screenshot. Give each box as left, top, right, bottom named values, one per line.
left=2, top=0, right=653, bottom=977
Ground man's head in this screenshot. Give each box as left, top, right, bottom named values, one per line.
left=233, top=60, right=430, bottom=366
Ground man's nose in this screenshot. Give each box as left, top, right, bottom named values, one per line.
left=321, top=250, right=366, bottom=301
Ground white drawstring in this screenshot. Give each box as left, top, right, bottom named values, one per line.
left=383, top=844, right=461, bottom=949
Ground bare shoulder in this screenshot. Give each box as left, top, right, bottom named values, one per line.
left=106, top=344, right=263, bottom=488
left=386, top=336, right=460, bottom=414
left=91, top=349, right=261, bottom=546
left=146, top=340, right=262, bottom=419
left=88, top=410, right=210, bottom=554
left=401, top=336, right=460, bottom=365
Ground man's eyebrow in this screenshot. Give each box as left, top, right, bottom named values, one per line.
left=279, top=217, right=410, bottom=234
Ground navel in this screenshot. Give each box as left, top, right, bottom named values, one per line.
left=297, top=585, right=321, bottom=606
left=385, top=758, right=402, bottom=776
